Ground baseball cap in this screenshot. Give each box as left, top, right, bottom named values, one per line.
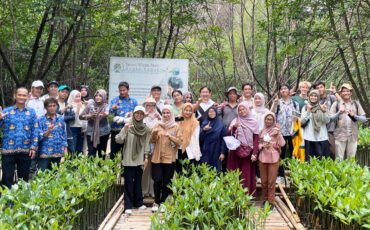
left=47, top=80, right=59, bottom=87
left=134, top=106, right=145, bottom=114
left=31, top=80, right=44, bottom=88
left=58, top=85, right=71, bottom=92
left=225, top=86, right=241, bottom=98
left=151, top=85, right=162, bottom=91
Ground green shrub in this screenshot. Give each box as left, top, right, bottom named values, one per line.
left=285, top=158, right=370, bottom=228
left=0, top=156, right=121, bottom=229
left=358, top=125, right=370, bottom=147
left=151, top=162, right=270, bottom=229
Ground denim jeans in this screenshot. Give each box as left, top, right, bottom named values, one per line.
left=70, top=127, right=83, bottom=155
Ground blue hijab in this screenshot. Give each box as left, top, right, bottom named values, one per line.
left=201, top=106, right=226, bottom=143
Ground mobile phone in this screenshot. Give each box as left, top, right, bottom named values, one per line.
left=175, top=116, right=184, bottom=122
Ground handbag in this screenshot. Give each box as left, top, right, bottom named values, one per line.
left=234, top=126, right=253, bottom=158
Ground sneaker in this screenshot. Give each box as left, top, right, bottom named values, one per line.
left=152, top=203, right=159, bottom=212
left=138, top=205, right=147, bottom=210
left=276, top=176, right=285, bottom=184
left=125, top=209, right=132, bottom=215
left=257, top=177, right=261, bottom=184
left=270, top=205, right=275, bottom=211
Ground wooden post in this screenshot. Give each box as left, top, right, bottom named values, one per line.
left=275, top=196, right=306, bottom=230
left=278, top=182, right=301, bottom=223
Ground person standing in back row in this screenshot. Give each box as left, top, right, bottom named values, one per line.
left=329, top=84, right=366, bottom=160
left=110, top=82, right=138, bottom=159
left=271, top=84, right=299, bottom=185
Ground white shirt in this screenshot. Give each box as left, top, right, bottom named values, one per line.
left=26, top=96, right=46, bottom=118
left=185, top=125, right=202, bottom=161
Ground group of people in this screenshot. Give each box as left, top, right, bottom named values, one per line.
left=0, top=79, right=366, bottom=213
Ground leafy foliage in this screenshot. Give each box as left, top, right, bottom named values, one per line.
left=151, top=162, right=270, bottom=229
left=0, top=156, right=121, bottom=229
left=358, top=125, right=370, bottom=147
left=285, top=158, right=370, bottom=228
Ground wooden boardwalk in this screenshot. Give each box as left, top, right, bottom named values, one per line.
left=112, top=199, right=292, bottom=230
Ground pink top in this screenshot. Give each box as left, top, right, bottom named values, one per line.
left=258, top=112, right=286, bottom=163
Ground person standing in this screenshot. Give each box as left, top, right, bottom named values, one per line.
left=68, top=90, right=85, bottom=155
left=27, top=80, right=46, bottom=176
left=80, top=89, right=110, bottom=158
left=301, top=90, right=331, bottom=160
left=199, top=106, right=227, bottom=173
left=195, top=86, right=216, bottom=124
left=35, top=98, right=68, bottom=171
left=41, top=80, right=59, bottom=101
left=271, top=84, right=299, bottom=184
left=241, top=83, right=254, bottom=108
left=227, top=102, right=259, bottom=197
left=176, top=103, right=202, bottom=174
left=218, top=87, right=240, bottom=173
left=314, top=81, right=341, bottom=159
left=252, top=93, right=270, bottom=131
left=26, top=80, right=46, bottom=118
left=291, top=81, right=311, bottom=112
left=57, top=85, right=75, bottom=154
left=150, top=105, right=182, bottom=212
left=142, top=97, right=161, bottom=198
left=171, top=90, right=183, bottom=118
left=0, top=87, right=38, bottom=188
left=110, top=82, right=138, bottom=159
left=330, top=84, right=366, bottom=160
left=150, top=85, right=165, bottom=114
left=115, top=106, right=151, bottom=214
left=258, top=112, right=285, bottom=210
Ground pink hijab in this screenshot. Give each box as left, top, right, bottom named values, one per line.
left=230, top=101, right=259, bottom=147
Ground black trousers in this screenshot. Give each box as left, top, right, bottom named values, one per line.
left=1, top=153, right=31, bottom=188
left=152, top=163, right=175, bottom=204
left=86, top=134, right=109, bottom=158
left=279, top=136, right=293, bottom=177
left=176, top=149, right=197, bottom=176
left=123, top=166, right=144, bottom=209
left=305, top=140, right=330, bottom=162
left=110, top=131, right=123, bottom=160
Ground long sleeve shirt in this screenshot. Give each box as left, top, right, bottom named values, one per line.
left=115, top=129, right=150, bottom=166
left=35, top=114, right=68, bottom=158
left=109, top=96, right=138, bottom=131
left=149, top=123, right=182, bottom=164
left=301, top=106, right=330, bottom=142
left=0, top=106, right=38, bottom=154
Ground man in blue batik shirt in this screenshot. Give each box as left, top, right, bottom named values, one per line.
left=0, top=87, right=38, bottom=188
left=109, top=81, right=138, bottom=159
left=35, top=98, right=68, bottom=171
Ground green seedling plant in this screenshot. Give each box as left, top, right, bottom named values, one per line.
left=151, top=161, right=270, bottom=229
left=285, top=158, right=370, bottom=229
left=0, top=155, right=121, bottom=230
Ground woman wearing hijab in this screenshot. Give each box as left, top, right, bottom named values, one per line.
left=259, top=112, right=285, bottom=209
left=199, top=106, right=227, bottom=173
left=252, top=93, right=270, bottom=131
left=177, top=103, right=202, bottom=174
left=150, top=105, right=182, bottom=212
left=79, top=89, right=110, bottom=158
left=301, top=90, right=330, bottom=160
left=115, top=106, right=151, bottom=215
left=68, top=90, right=85, bottom=155
left=142, top=97, right=161, bottom=198
left=226, top=102, right=259, bottom=196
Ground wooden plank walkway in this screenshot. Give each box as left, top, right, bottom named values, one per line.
left=113, top=199, right=292, bottom=230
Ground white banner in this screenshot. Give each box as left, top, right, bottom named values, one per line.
left=109, top=57, right=189, bottom=104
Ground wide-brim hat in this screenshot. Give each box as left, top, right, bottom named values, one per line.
left=143, top=97, right=156, bottom=107
left=339, top=83, right=354, bottom=93
left=225, top=87, right=241, bottom=99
